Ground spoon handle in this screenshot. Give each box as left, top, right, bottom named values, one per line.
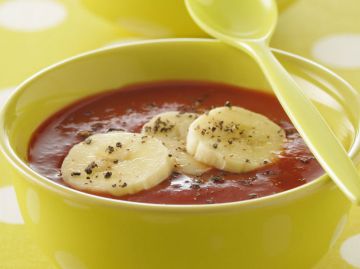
left=246, top=41, right=360, bottom=204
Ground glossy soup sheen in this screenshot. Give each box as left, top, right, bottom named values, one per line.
left=28, top=81, right=324, bottom=204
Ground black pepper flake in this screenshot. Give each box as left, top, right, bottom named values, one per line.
left=245, top=159, right=250, bottom=163
left=144, top=126, right=152, bottom=133
left=219, top=121, right=224, bottom=130
left=106, top=146, right=115, bottom=154
left=91, top=122, right=103, bottom=131
left=85, top=161, right=98, bottom=175
left=104, top=171, right=112, bottom=179
left=152, top=117, right=175, bottom=133
left=121, top=182, right=127, bottom=188
left=77, top=130, right=92, bottom=139
left=194, top=98, right=204, bottom=106
left=190, top=183, right=201, bottom=190
left=298, top=156, right=314, bottom=164
left=107, top=127, right=125, bottom=132
left=210, top=176, right=224, bottom=183
left=248, top=193, right=258, bottom=199
left=71, top=172, right=81, bottom=176
left=116, top=142, right=122, bottom=148
left=113, top=160, right=119, bottom=164
left=224, top=100, right=232, bottom=108
left=83, top=111, right=93, bottom=116
left=212, top=143, right=218, bottom=149
left=263, top=160, right=269, bottom=164
left=112, top=184, right=117, bottom=188
left=168, top=154, right=173, bottom=157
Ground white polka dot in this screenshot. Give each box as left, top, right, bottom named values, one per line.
left=0, top=0, right=67, bottom=32
left=0, top=87, right=15, bottom=106
left=312, top=34, right=360, bottom=69
left=341, top=234, right=360, bottom=268
left=0, top=186, right=24, bottom=225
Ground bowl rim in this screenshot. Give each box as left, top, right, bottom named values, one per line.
left=1, top=38, right=359, bottom=211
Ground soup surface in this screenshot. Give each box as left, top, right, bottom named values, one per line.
left=28, top=81, right=324, bottom=204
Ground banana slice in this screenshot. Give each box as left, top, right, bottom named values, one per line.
left=61, top=132, right=173, bottom=196
left=142, top=111, right=210, bottom=176
left=187, top=106, right=286, bottom=173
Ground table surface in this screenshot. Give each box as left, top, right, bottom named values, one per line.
left=0, top=0, right=360, bottom=268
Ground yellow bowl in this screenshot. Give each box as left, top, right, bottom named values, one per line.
left=80, top=0, right=296, bottom=38
left=1, top=39, right=360, bottom=269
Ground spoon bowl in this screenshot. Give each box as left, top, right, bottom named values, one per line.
left=186, top=0, right=277, bottom=40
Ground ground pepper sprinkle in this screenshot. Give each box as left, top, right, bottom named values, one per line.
left=104, top=171, right=112, bottom=179
left=85, top=161, right=97, bottom=175
left=106, top=146, right=115, bottom=154
left=116, top=142, right=122, bottom=148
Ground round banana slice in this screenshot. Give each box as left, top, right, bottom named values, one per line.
left=61, top=132, right=173, bottom=196
left=142, top=111, right=210, bottom=176
left=187, top=106, right=286, bottom=173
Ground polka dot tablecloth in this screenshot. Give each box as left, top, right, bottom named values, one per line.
left=0, top=0, right=360, bottom=268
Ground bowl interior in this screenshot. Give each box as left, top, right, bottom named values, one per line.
left=1, top=39, right=360, bottom=197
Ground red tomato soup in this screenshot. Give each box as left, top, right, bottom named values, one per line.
left=28, top=81, right=324, bottom=204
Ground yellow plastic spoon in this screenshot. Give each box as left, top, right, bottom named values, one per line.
left=185, top=0, right=360, bottom=204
